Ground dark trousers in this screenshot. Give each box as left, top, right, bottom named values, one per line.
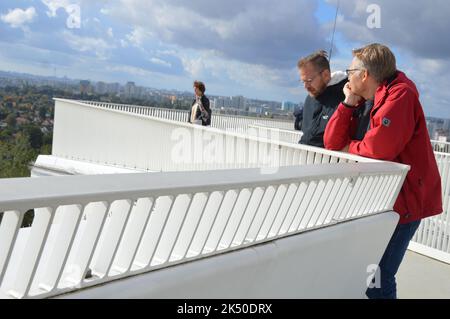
left=366, top=220, right=421, bottom=299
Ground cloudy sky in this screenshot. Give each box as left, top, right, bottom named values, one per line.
left=0, top=0, right=449, bottom=117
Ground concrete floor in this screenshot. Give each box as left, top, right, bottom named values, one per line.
left=397, top=250, right=450, bottom=299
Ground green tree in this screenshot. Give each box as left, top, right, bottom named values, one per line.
left=39, top=106, right=47, bottom=119
left=40, top=143, right=52, bottom=155
left=5, top=113, right=16, bottom=128
left=0, top=109, right=7, bottom=120
left=24, top=125, right=44, bottom=150
left=0, top=133, right=37, bottom=178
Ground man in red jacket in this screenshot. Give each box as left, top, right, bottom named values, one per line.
left=324, top=43, right=442, bottom=299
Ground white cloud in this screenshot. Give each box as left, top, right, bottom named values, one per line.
left=325, top=0, right=450, bottom=117
left=120, top=39, right=128, bottom=48
left=106, top=65, right=153, bottom=77
left=100, top=7, right=109, bottom=15
left=1, top=7, right=37, bottom=29
left=62, top=30, right=114, bottom=59
left=107, top=27, right=114, bottom=38
left=156, top=49, right=178, bottom=56
left=126, top=27, right=153, bottom=47
left=327, top=0, right=450, bottom=60
left=102, top=0, right=328, bottom=69
left=180, top=50, right=294, bottom=92
left=181, top=56, right=206, bottom=79
left=149, top=57, right=172, bottom=68
left=400, top=57, right=450, bottom=117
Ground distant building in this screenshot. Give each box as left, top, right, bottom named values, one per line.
left=107, top=82, right=120, bottom=94
left=125, top=81, right=136, bottom=98
left=232, top=96, right=246, bottom=110
left=95, top=81, right=107, bottom=95
left=249, top=106, right=263, bottom=114
left=434, top=129, right=449, bottom=141
left=80, top=80, right=91, bottom=95
left=281, top=101, right=298, bottom=112
left=214, top=97, right=232, bottom=109
left=426, top=120, right=437, bottom=139
left=443, top=118, right=450, bottom=132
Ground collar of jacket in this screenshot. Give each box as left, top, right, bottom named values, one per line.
left=316, top=77, right=347, bottom=103
left=371, top=71, right=404, bottom=115
left=192, top=95, right=207, bottom=103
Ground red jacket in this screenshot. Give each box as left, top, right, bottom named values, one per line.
left=324, top=71, right=442, bottom=224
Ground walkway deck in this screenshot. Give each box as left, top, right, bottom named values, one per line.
left=397, top=251, right=450, bottom=299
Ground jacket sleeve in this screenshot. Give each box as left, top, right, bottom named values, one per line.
left=324, top=103, right=355, bottom=150
left=203, top=97, right=211, bottom=115
left=348, top=87, right=416, bottom=161
left=188, top=100, right=194, bottom=123
left=201, top=96, right=212, bottom=126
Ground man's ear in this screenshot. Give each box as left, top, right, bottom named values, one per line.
left=362, top=69, right=369, bottom=82
left=322, top=69, right=331, bottom=82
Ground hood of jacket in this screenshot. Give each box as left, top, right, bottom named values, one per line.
left=327, top=71, right=347, bottom=87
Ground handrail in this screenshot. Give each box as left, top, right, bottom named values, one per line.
left=0, top=162, right=408, bottom=299
left=431, top=140, right=450, bottom=154
left=51, top=98, right=380, bottom=173
left=77, top=99, right=294, bottom=132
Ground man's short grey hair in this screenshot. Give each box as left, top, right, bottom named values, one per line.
left=352, top=43, right=397, bottom=83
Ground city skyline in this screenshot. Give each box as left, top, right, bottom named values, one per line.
left=1, top=1, right=449, bottom=118
left=0, top=69, right=300, bottom=108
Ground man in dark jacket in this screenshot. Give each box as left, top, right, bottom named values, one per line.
left=324, top=43, right=442, bottom=299
left=188, top=81, right=212, bottom=126
left=297, top=50, right=347, bottom=147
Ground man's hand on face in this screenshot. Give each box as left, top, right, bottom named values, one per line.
left=343, top=82, right=363, bottom=107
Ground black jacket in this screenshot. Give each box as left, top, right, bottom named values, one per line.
left=352, top=100, right=374, bottom=141
left=293, top=107, right=303, bottom=131
left=188, top=95, right=212, bottom=126
left=299, top=78, right=346, bottom=147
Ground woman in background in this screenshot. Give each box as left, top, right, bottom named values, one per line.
left=188, top=80, right=211, bottom=126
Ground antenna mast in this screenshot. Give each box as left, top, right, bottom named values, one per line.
left=329, top=0, right=340, bottom=63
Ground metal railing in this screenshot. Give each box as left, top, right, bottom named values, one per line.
left=0, top=162, right=408, bottom=299
left=52, top=99, right=378, bottom=173
left=70, top=100, right=450, bottom=263
left=248, top=124, right=303, bottom=144
left=431, top=140, right=450, bottom=154
left=79, top=100, right=294, bottom=134
left=409, top=151, right=450, bottom=263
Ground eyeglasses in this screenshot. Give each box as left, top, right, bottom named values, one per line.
left=299, top=69, right=325, bottom=85
left=346, top=69, right=365, bottom=77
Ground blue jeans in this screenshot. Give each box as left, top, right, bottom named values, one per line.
left=366, top=219, right=421, bottom=299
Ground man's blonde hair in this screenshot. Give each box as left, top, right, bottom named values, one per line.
left=352, top=43, right=397, bottom=83
left=297, top=50, right=330, bottom=72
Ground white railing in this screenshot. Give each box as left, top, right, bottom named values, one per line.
left=79, top=100, right=294, bottom=134
left=52, top=99, right=378, bottom=173
left=82, top=101, right=190, bottom=123
left=0, top=162, right=408, bottom=299
left=410, top=151, right=450, bottom=263
left=71, top=100, right=450, bottom=264
left=248, top=124, right=303, bottom=144
left=431, top=140, right=450, bottom=154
